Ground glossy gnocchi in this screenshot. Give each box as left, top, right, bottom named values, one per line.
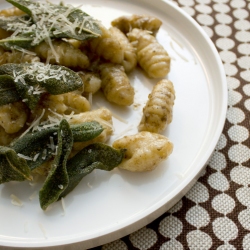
left=0, top=126, right=18, bottom=146
left=32, top=92, right=91, bottom=122
left=109, top=27, right=137, bottom=72
left=69, top=107, right=114, bottom=152
left=99, top=63, right=135, bottom=106
left=111, top=14, right=162, bottom=36
left=78, top=71, right=102, bottom=95
left=88, top=24, right=124, bottom=64
left=113, top=131, right=173, bottom=172
left=34, top=40, right=90, bottom=69
left=127, top=28, right=171, bottom=78
left=0, top=7, right=24, bottom=17
left=0, top=50, right=40, bottom=65
left=138, top=79, right=175, bottom=133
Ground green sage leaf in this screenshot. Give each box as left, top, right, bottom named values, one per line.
left=70, top=121, right=103, bottom=142
left=0, top=146, right=32, bottom=184
left=52, top=8, right=102, bottom=41
left=0, top=75, right=20, bottom=105
left=0, top=14, right=34, bottom=50
left=59, top=143, right=125, bottom=198
left=0, top=36, right=33, bottom=50
left=0, top=63, right=83, bottom=109
left=0, top=15, right=32, bottom=32
left=5, top=0, right=101, bottom=46
left=0, top=63, right=83, bottom=94
left=11, top=127, right=58, bottom=171
left=6, top=0, right=33, bottom=16
left=11, top=121, right=103, bottom=170
left=39, top=119, right=73, bottom=210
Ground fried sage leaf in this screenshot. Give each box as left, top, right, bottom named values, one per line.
left=0, top=146, right=32, bottom=184
left=11, top=127, right=58, bottom=171
left=54, top=7, right=102, bottom=40
left=0, top=15, right=34, bottom=49
left=0, top=63, right=83, bottom=109
left=0, top=15, right=31, bottom=31
left=0, top=75, right=20, bottom=105
left=11, top=121, right=103, bottom=170
left=59, top=143, right=125, bottom=198
left=39, top=119, right=73, bottom=210
left=70, top=121, right=104, bottom=142
left=0, top=36, right=33, bottom=50
left=3, top=0, right=101, bottom=48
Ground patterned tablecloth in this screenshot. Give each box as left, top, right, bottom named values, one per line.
left=90, top=0, right=250, bottom=249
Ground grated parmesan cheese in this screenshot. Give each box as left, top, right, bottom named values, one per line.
left=19, top=108, right=45, bottom=137
left=87, top=182, right=93, bottom=189
left=61, top=197, right=66, bottom=216
left=111, top=112, right=128, bottom=124
left=10, top=194, right=23, bottom=207
left=29, top=191, right=37, bottom=200
left=38, top=223, right=47, bottom=238
left=42, top=149, right=47, bottom=160
left=170, top=41, right=189, bottom=62
left=33, top=153, right=40, bottom=162
left=49, top=136, right=55, bottom=151
left=17, top=153, right=33, bottom=161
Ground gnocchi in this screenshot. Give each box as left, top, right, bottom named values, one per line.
left=78, top=71, right=102, bottom=95
left=0, top=126, right=18, bottom=146
left=138, top=79, right=175, bottom=133
left=113, top=131, right=173, bottom=172
left=127, top=28, right=171, bottom=78
left=99, top=63, right=135, bottom=106
left=32, top=92, right=91, bottom=122
left=0, top=102, right=28, bottom=134
left=69, top=107, right=114, bottom=152
left=34, top=40, right=90, bottom=69
left=111, top=14, right=162, bottom=36
left=88, top=24, right=124, bottom=64
left=109, top=27, right=137, bottom=72
left=0, top=50, right=40, bottom=65
left=0, top=7, right=24, bottom=17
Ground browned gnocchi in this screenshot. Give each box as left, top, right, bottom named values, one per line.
left=127, top=28, right=171, bottom=78
left=31, top=92, right=91, bottom=122
left=138, top=79, right=175, bottom=133
left=0, top=102, right=28, bottom=134
left=0, top=50, right=40, bottom=65
left=99, top=63, right=135, bottom=106
left=0, top=126, right=19, bottom=146
left=0, top=6, right=24, bottom=16
left=109, top=27, right=137, bottom=72
left=34, top=40, right=90, bottom=69
left=111, top=14, right=162, bottom=36
left=113, top=131, right=173, bottom=172
left=78, top=71, right=102, bottom=95
left=88, top=24, right=124, bottom=64
left=69, top=107, right=114, bottom=152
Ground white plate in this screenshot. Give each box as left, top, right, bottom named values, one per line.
left=0, top=0, right=227, bottom=248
